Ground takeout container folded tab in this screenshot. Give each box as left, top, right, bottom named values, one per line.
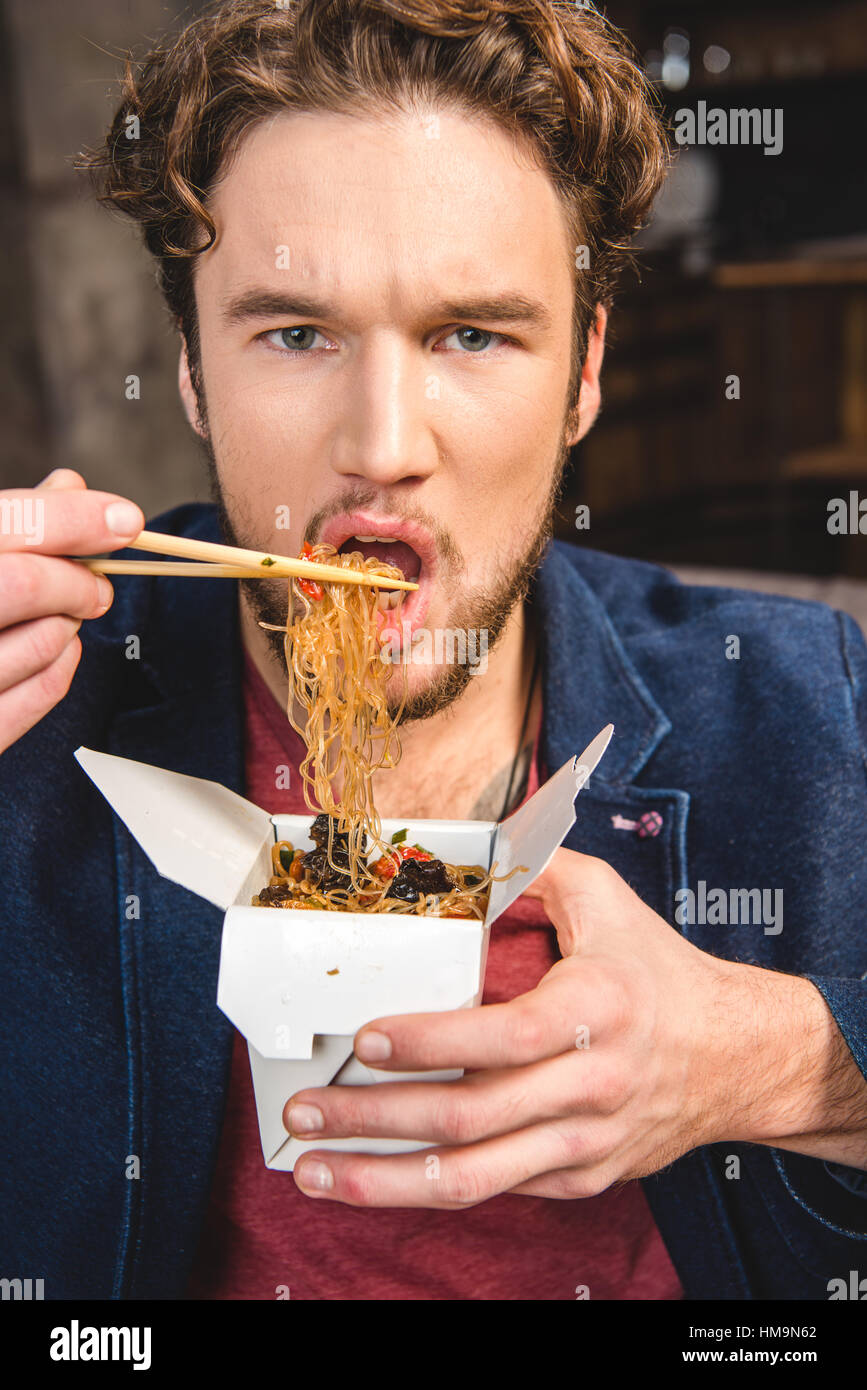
left=74, top=724, right=611, bottom=1170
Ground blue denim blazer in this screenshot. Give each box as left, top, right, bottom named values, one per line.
left=1, top=502, right=865, bottom=1300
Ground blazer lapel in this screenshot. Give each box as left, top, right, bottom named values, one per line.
left=534, top=542, right=690, bottom=921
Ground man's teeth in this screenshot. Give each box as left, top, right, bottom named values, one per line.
left=375, top=588, right=404, bottom=612
left=344, top=536, right=408, bottom=612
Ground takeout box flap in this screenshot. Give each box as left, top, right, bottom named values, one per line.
left=74, top=747, right=274, bottom=911
left=73, top=723, right=612, bottom=920
left=485, top=723, right=614, bottom=923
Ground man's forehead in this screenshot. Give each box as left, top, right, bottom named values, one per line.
left=202, top=107, right=573, bottom=298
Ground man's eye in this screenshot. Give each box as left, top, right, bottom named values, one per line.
left=264, top=326, right=325, bottom=352
left=440, top=327, right=504, bottom=353
left=262, top=324, right=507, bottom=354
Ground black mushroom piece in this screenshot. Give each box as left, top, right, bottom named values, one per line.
left=256, top=882, right=294, bottom=906
left=385, top=855, right=455, bottom=904
left=302, top=813, right=367, bottom=893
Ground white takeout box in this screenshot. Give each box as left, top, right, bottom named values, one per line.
left=75, top=724, right=612, bottom=1169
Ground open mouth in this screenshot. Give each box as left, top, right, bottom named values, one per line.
left=321, top=517, right=436, bottom=650
left=337, top=536, right=422, bottom=584
left=337, top=538, right=424, bottom=647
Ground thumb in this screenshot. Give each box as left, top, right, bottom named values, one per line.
left=522, top=845, right=583, bottom=956
left=519, top=847, right=598, bottom=956
left=520, top=845, right=587, bottom=900
left=35, top=469, right=88, bottom=491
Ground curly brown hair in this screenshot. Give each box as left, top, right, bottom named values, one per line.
left=80, top=0, right=670, bottom=406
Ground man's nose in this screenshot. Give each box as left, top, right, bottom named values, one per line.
left=331, top=333, right=440, bottom=486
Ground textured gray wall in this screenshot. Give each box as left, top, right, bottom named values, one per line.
left=0, top=0, right=209, bottom=517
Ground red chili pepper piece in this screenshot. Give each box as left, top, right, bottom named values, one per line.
left=297, top=543, right=324, bottom=601
left=371, top=844, right=434, bottom=880
left=371, top=856, right=398, bottom=880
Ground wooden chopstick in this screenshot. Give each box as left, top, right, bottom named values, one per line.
left=78, top=529, right=418, bottom=590
left=77, top=560, right=285, bottom=578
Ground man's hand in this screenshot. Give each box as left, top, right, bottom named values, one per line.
left=284, top=848, right=867, bottom=1206
left=0, top=471, right=143, bottom=755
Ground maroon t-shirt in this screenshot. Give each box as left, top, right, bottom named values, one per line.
left=186, top=651, right=683, bottom=1300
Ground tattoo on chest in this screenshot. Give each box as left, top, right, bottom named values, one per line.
left=467, top=742, right=534, bottom=821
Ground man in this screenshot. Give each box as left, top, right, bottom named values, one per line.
left=1, top=0, right=865, bottom=1301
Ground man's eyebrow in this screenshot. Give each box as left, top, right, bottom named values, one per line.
left=220, top=288, right=553, bottom=331
left=220, top=290, right=335, bottom=325
left=433, top=294, right=553, bottom=331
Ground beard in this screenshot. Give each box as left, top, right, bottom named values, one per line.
left=196, top=404, right=569, bottom=728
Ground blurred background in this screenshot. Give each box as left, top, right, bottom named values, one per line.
left=2, top=0, right=866, bottom=615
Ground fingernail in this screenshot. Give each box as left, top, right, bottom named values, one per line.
left=104, top=501, right=143, bottom=536
left=286, top=1104, right=324, bottom=1135
left=95, top=577, right=114, bottom=612
left=295, top=1160, right=333, bottom=1193
left=355, top=1030, right=392, bottom=1063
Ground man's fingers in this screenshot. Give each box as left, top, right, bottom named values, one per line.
left=292, top=1116, right=588, bottom=1209
left=518, top=848, right=623, bottom=954
left=0, top=635, right=82, bottom=752
left=34, top=469, right=87, bottom=491
left=507, top=1163, right=619, bottom=1200
left=521, top=846, right=603, bottom=900
left=0, top=479, right=123, bottom=752
left=0, top=486, right=143, bottom=555
left=0, top=554, right=113, bottom=632
left=289, top=1117, right=575, bottom=1206
left=286, top=1049, right=626, bottom=1147
left=353, top=959, right=615, bottom=1072
left=0, top=614, right=83, bottom=694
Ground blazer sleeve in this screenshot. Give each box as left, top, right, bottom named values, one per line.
left=772, top=609, right=867, bottom=1237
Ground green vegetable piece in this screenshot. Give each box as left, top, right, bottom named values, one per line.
left=391, top=828, right=408, bottom=845
left=278, top=846, right=294, bottom=873
left=260, top=556, right=276, bottom=567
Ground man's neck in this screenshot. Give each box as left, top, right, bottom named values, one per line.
left=240, top=591, right=541, bottom=822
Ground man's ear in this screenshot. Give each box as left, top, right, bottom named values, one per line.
left=565, top=304, right=608, bottom=447
left=178, top=340, right=208, bottom=439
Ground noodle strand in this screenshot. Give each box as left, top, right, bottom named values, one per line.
left=252, top=543, right=526, bottom=915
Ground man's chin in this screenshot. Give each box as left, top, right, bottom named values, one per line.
left=383, top=653, right=483, bottom=727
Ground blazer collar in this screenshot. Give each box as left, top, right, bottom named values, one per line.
left=533, top=539, right=671, bottom=785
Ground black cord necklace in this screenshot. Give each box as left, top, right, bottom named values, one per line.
left=497, top=639, right=542, bottom=822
